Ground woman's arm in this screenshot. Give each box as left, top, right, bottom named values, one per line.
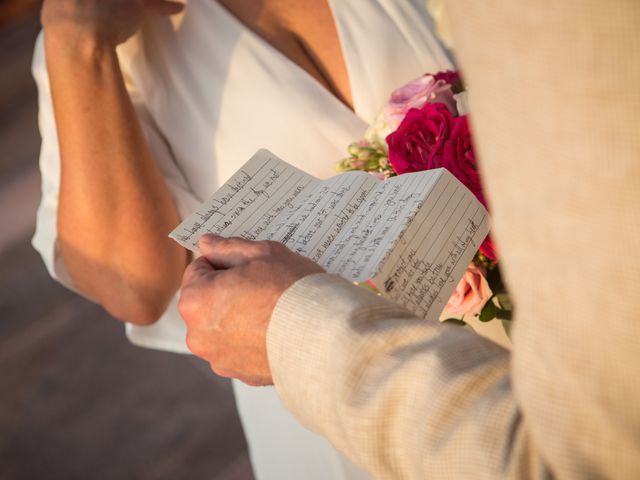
left=42, top=0, right=187, bottom=325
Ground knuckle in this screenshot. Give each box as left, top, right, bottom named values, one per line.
left=177, top=288, right=197, bottom=320
left=228, top=236, right=248, bottom=249
left=177, top=295, right=191, bottom=319
left=266, top=240, right=284, bottom=252
left=180, top=263, right=198, bottom=288
left=209, top=362, right=232, bottom=379
left=254, top=240, right=273, bottom=256
left=256, top=240, right=289, bottom=258
left=179, top=277, right=220, bottom=322
left=185, top=332, right=206, bottom=358
left=244, top=377, right=269, bottom=387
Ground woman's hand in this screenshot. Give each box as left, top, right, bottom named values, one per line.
left=41, top=0, right=184, bottom=46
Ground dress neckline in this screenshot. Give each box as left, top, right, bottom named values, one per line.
left=209, top=0, right=360, bottom=119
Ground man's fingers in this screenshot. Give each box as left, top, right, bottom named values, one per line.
left=181, top=255, right=216, bottom=288
left=143, top=0, right=185, bottom=16
left=199, top=234, right=271, bottom=269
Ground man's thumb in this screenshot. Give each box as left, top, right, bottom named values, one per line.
left=198, top=235, right=261, bottom=269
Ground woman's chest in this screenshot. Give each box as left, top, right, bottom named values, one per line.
left=217, top=0, right=353, bottom=109
left=124, top=0, right=451, bottom=194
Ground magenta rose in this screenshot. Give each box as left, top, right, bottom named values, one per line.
left=387, top=105, right=497, bottom=261
left=386, top=102, right=454, bottom=175
left=441, top=115, right=487, bottom=208
left=478, top=235, right=497, bottom=263
left=433, top=70, right=463, bottom=93
left=441, top=116, right=496, bottom=261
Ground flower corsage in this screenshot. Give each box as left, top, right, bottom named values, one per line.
left=338, top=71, right=513, bottom=331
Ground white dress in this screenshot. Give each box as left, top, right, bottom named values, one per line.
left=32, top=1, right=452, bottom=478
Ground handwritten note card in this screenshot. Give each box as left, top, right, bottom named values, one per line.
left=170, top=149, right=490, bottom=322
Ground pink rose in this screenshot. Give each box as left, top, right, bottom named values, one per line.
left=445, top=263, right=493, bottom=316
left=386, top=102, right=454, bottom=174
left=383, top=74, right=457, bottom=130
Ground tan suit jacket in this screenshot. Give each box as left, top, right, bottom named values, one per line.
left=267, top=1, right=640, bottom=478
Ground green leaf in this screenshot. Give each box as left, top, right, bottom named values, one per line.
left=495, top=308, right=512, bottom=321
left=495, top=293, right=513, bottom=311
left=478, top=300, right=497, bottom=322
left=486, top=266, right=507, bottom=294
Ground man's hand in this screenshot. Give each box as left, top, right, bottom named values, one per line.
left=178, top=235, right=325, bottom=386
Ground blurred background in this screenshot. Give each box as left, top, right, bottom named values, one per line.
left=0, top=2, right=254, bottom=479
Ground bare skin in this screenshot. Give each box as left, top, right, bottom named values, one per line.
left=41, top=0, right=352, bottom=325
left=179, top=235, right=323, bottom=386
left=42, top=0, right=189, bottom=325
left=218, top=0, right=353, bottom=109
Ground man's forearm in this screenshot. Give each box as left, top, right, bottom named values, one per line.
left=46, top=28, right=187, bottom=324
left=266, top=274, right=542, bottom=479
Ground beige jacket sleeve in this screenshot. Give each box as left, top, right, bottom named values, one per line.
left=267, top=1, right=640, bottom=479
